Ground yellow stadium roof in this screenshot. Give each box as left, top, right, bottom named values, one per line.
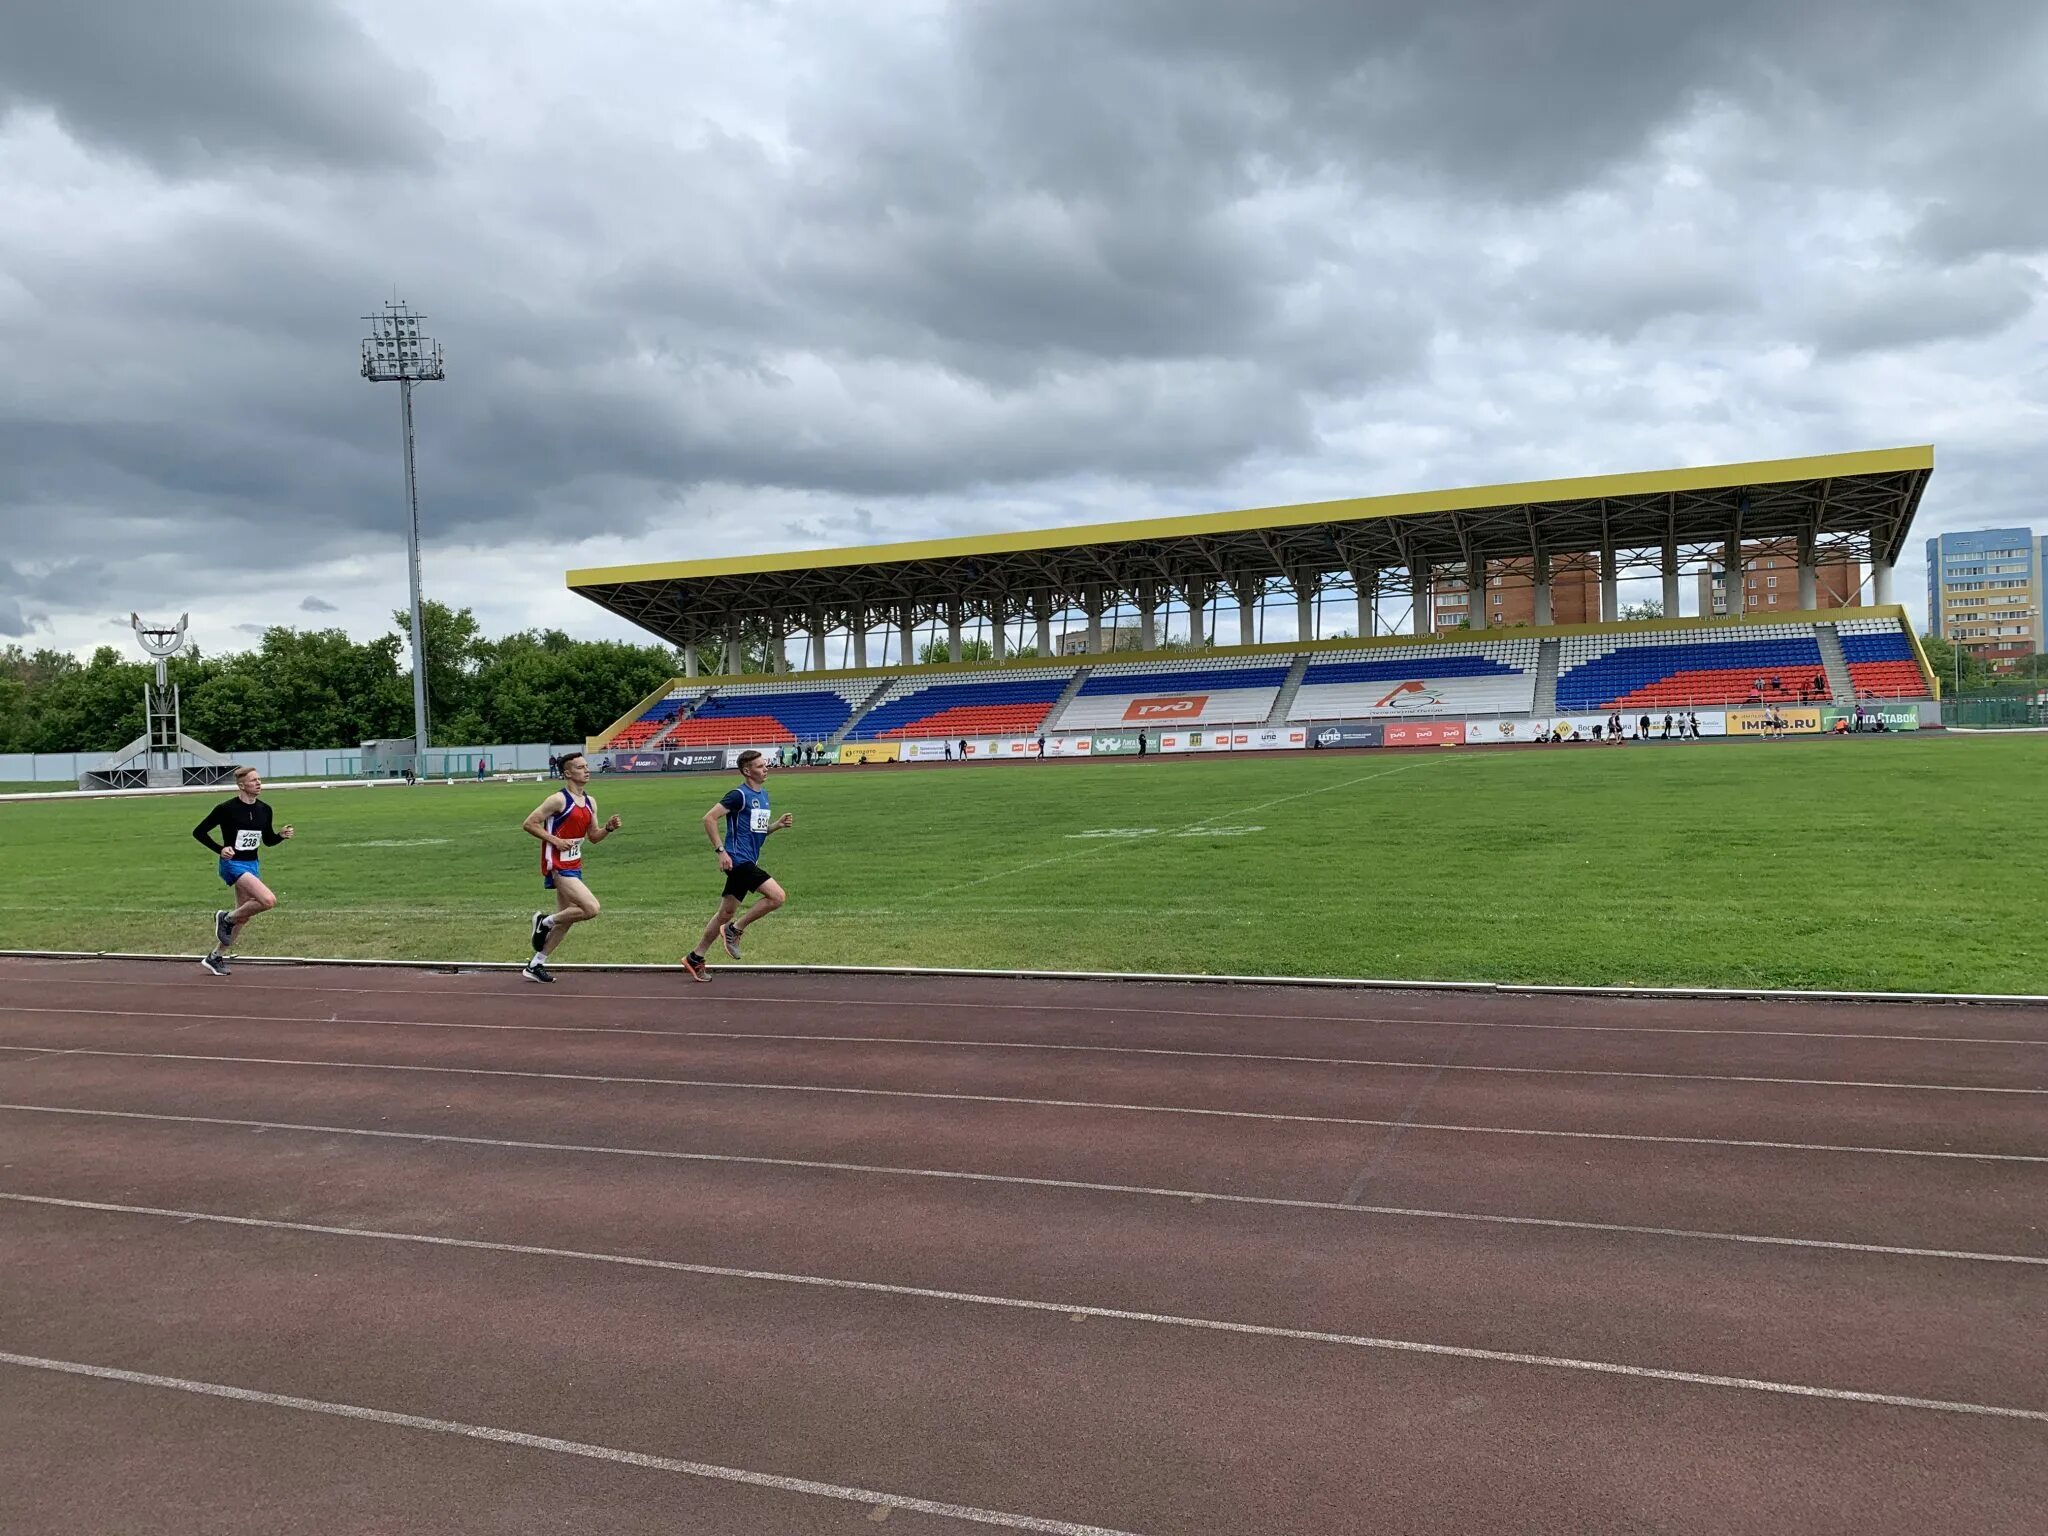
left=567, top=445, right=1931, bottom=648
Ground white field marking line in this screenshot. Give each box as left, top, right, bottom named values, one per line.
left=0, top=1351, right=1140, bottom=1536
left=3, top=1101, right=2040, bottom=1266
left=912, top=762, right=1424, bottom=898
left=4, top=1002, right=2035, bottom=1096
left=15, top=980, right=2042, bottom=1048
left=5, top=1196, right=2044, bottom=1425
left=0, top=1046, right=2040, bottom=1164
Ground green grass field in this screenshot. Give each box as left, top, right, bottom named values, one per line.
left=2, top=736, right=2042, bottom=992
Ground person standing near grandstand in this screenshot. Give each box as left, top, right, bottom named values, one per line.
left=192, top=766, right=294, bottom=976
left=681, top=748, right=794, bottom=981
left=519, top=751, right=621, bottom=984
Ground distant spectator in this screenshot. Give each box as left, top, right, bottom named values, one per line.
left=1036, top=734, right=1046, bottom=759
left=959, top=738, right=969, bottom=761
left=1137, top=731, right=1148, bottom=756
left=1661, top=713, right=1672, bottom=739
left=1638, top=713, right=1651, bottom=740
left=1592, top=722, right=1603, bottom=742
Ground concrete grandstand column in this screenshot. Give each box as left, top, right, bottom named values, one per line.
left=682, top=643, right=698, bottom=679
left=898, top=607, right=916, bottom=668
left=1466, top=564, right=1486, bottom=632
left=989, top=597, right=1009, bottom=660
left=1085, top=583, right=1105, bottom=654
left=724, top=615, right=741, bottom=675
left=769, top=614, right=788, bottom=673
left=1534, top=551, right=1553, bottom=627
left=946, top=601, right=963, bottom=664
left=1662, top=538, right=1681, bottom=618
left=1601, top=545, right=1619, bottom=623
left=810, top=606, right=829, bottom=671
left=1724, top=537, right=1745, bottom=616
left=1410, top=562, right=1430, bottom=636
left=1292, top=572, right=1317, bottom=645
left=1352, top=569, right=1378, bottom=638
left=1873, top=560, right=1895, bottom=605
left=1233, top=577, right=1260, bottom=648
left=1798, top=552, right=1819, bottom=612
left=851, top=620, right=869, bottom=670
left=1138, top=583, right=1158, bottom=651
left=1034, top=593, right=1053, bottom=657
left=1183, top=580, right=1213, bottom=650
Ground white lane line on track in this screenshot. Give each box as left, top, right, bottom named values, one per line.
left=4, top=1101, right=2038, bottom=1265
left=1, top=1005, right=2037, bottom=1094
left=0, top=1047, right=2041, bottom=1163
left=5, top=1194, right=2044, bottom=1424
left=0, top=1350, right=1141, bottom=1536
left=15, top=978, right=2044, bottom=1047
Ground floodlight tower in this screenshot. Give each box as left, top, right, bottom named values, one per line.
left=360, top=299, right=445, bottom=759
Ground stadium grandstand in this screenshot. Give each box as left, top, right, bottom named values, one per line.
left=570, top=447, right=1938, bottom=755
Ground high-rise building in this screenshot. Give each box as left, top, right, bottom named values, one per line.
left=1697, top=544, right=1861, bottom=617
left=1433, top=558, right=1600, bottom=631
left=1925, top=529, right=2043, bottom=668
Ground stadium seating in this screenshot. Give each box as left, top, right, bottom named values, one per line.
left=603, top=687, right=697, bottom=749
left=1289, top=639, right=1538, bottom=720
left=1556, top=625, right=1825, bottom=710
left=1052, top=658, right=1292, bottom=730
left=657, top=677, right=887, bottom=745
left=852, top=670, right=1074, bottom=740
left=1836, top=617, right=1933, bottom=697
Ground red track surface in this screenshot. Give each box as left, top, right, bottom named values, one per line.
left=0, top=959, right=2042, bottom=1534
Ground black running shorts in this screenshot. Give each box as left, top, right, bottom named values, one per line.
left=722, top=861, right=772, bottom=900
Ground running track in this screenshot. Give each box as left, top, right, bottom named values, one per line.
left=0, top=957, right=2042, bottom=1534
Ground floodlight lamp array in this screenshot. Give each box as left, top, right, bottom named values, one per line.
left=360, top=305, right=445, bottom=382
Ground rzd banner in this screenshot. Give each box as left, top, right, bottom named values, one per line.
left=1728, top=707, right=1822, bottom=736
left=837, top=742, right=901, bottom=764
left=1383, top=721, right=1465, bottom=747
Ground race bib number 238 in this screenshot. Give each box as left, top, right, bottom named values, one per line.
left=233, top=830, right=262, bottom=853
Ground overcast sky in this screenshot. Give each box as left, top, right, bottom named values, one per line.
left=3, top=0, right=2044, bottom=658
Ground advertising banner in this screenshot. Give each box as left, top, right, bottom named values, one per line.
left=1087, top=731, right=1140, bottom=756
left=723, top=746, right=788, bottom=768
left=838, top=742, right=901, bottom=764
left=1384, top=721, right=1466, bottom=747
left=1822, top=705, right=1919, bottom=732
left=606, top=749, right=723, bottom=772
left=1308, top=723, right=1385, bottom=749
left=1728, top=707, right=1823, bottom=736
left=1121, top=694, right=1209, bottom=724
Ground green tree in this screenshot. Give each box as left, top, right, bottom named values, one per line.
left=917, top=636, right=996, bottom=665
left=1621, top=599, right=1664, bottom=622
left=1917, top=633, right=1991, bottom=695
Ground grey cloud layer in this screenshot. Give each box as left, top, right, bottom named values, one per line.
left=1, top=0, right=2044, bottom=656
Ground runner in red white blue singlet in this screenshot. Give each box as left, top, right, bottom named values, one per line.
left=518, top=751, right=621, bottom=983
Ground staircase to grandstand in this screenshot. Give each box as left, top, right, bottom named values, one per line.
left=1263, top=655, right=1311, bottom=726
left=1814, top=625, right=1854, bottom=705
left=824, top=677, right=899, bottom=749
left=1531, top=639, right=1561, bottom=715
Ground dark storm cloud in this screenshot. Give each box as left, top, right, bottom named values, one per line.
left=0, top=0, right=437, bottom=174
left=2, top=0, right=2046, bottom=658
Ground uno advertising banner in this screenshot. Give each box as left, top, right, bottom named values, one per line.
left=1383, top=721, right=1466, bottom=747
left=837, top=741, right=902, bottom=764
left=1308, top=723, right=1385, bottom=749
left=1823, top=705, right=1919, bottom=732
left=1728, top=707, right=1822, bottom=736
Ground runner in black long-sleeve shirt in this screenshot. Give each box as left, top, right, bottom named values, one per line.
left=191, top=766, right=294, bottom=976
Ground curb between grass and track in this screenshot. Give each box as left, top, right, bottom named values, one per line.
left=3, top=949, right=2043, bottom=1008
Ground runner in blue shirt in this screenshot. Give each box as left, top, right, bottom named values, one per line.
left=681, top=748, right=793, bottom=981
